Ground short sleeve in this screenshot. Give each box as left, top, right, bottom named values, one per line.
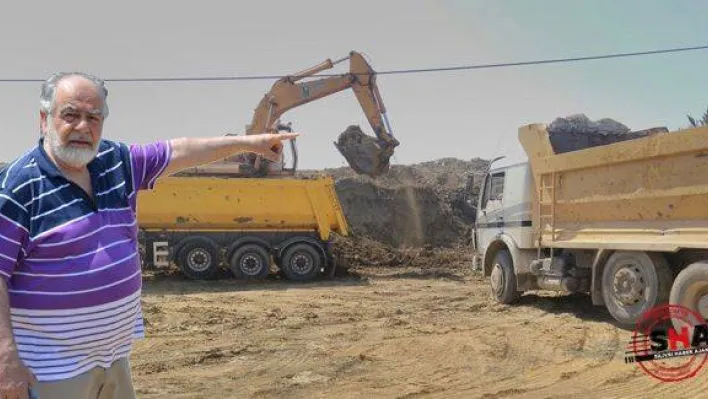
left=129, top=141, right=172, bottom=191
left=0, top=191, right=28, bottom=282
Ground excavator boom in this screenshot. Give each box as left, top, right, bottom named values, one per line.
left=181, top=51, right=399, bottom=178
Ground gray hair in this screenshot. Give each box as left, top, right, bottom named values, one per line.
left=40, top=72, right=109, bottom=118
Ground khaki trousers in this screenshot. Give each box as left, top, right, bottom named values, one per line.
left=34, top=358, right=136, bottom=399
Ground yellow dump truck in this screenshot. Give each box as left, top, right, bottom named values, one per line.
left=136, top=175, right=349, bottom=282
left=473, top=123, right=708, bottom=328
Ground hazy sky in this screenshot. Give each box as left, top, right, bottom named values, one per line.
left=0, top=0, right=706, bottom=169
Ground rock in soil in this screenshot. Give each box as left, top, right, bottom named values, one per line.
left=547, top=114, right=668, bottom=154
left=334, top=125, right=392, bottom=178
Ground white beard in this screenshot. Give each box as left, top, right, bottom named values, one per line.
left=45, top=122, right=99, bottom=168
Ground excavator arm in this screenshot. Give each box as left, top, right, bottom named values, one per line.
left=184, top=51, right=399, bottom=178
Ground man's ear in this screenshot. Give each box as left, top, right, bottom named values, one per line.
left=40, top=111, right=48, bottom=136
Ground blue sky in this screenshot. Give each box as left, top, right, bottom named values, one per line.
left=0, top=0, right=705, bottom=169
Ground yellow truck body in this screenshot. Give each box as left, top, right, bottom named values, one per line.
left=518, top=123, right=708, bottom=251
left=137, top=176, right=348, bottom=239
left=475, top=123, right=708, bottom=327
left=136, top=175, right=349, bottom=282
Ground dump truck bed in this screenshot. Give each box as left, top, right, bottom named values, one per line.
left=136, top=175, right=349, bottom=240
left=518, top=124, right=708, bottom=251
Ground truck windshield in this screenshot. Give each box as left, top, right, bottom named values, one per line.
left=482, top=172, right=505, bottom=210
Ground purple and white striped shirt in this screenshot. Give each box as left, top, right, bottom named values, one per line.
left=0, top=138, right=171, bottom=382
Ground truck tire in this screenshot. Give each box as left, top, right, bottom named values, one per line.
left=177, top=237, right=221, bottom=280
left=670, top=262, right=708, bottom=323
left=601, top=251, right=672, bottom=328
left=490, top=250, right=521, bottom=304
left=280, top=243, right=322, bottom=282
left=229, top=244, right=271, bottom=280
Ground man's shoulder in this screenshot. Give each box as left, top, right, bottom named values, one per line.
left=97, top=139, right=158, bottom=160
left=94, top=139, right=133, bottom=165
left=0, top=146, right=42, bottom=195
left=97, top=139, right=128, bottom=155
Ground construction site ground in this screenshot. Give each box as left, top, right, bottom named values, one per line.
left=131, top=256, right=707, bottom=398
left=131, top=123, right=703, bottom=398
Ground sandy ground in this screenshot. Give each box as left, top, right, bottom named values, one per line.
left=130, top=263, right=708, bottom=399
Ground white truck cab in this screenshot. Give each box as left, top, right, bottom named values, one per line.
left=472, top=159, right=543, bottom=303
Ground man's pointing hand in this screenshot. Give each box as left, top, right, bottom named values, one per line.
left=244, top=132, right=300, bottom=162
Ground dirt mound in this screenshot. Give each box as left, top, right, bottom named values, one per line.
left=301, top=157, right=489, bottom=248
left=329, top=233, right=472, bottom=274
left=329, top=234, right=424, bottom=268
left=548, top=114, right=668, bottom=153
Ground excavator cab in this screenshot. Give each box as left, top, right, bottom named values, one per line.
left=181, top=51, right=399, bottom=178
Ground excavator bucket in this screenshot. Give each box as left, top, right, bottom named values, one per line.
left=334, top=125, right=394, bottom=177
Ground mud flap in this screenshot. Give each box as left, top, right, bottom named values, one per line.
left=334, top=125, right=394, bottom=177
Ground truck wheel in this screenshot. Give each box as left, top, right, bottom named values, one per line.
left=601, top=251, right=672, bottom=328
left=177, top=238, right=220, bottom=280
left=280, top=243, right=322, bottom=282
left=230, top=244, right=271, bottom=280
left=670, top=262, right=708, bottom=324
left=490, top=250, right=521, bottom=304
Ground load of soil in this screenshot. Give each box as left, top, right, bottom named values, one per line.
left=547, top=114, right=668, bottom=154
left=333, top=125, right=394, bottom=178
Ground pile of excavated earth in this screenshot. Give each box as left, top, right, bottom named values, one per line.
left=303, top=114, right=669, bottom=269
left=300, top=156, right=490, bottom=270
left=315, top=156, right=489, bottom=248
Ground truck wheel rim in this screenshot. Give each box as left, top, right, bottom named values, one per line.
left=681, top=282, right=708, bottom=319
left=188, top=249, right=211, bottom=272
left=291, top=253, right=313, bottom=275
left=612, top=265, right=646, bottom=306
left=491, top=263, right=504, bottom=296
left=240, top=255, right=262, bottom=275
left=699, top=294, right=708, bottom=319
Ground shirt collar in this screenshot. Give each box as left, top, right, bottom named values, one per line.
left=35, top=137, right=101, bottom=178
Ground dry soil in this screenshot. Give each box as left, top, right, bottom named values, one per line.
left=131, top=259, right=708, bottom=398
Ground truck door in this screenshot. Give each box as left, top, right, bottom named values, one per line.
left=475, top=171, right=506, bottom=254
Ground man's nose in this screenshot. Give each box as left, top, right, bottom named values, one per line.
left=74, top=117, right=91, bottom=132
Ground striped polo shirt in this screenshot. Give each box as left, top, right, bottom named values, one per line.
left=0, top=137, right=171, bottom=382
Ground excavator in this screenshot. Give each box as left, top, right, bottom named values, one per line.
left=179, top=51, right=400, bottom=178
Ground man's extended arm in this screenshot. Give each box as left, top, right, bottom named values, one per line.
left=162, top=133, right=299, bottom=177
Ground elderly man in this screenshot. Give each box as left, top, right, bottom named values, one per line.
left=0, top=72, right=298, bottom=399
